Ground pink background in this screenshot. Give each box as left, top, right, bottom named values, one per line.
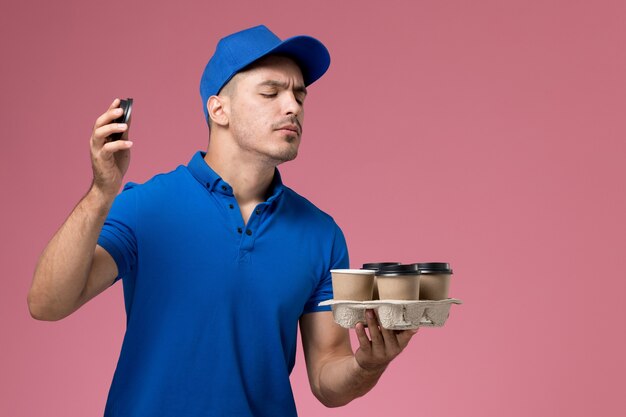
left=2, top=0, right=625, bottom=416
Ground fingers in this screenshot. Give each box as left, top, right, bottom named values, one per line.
left=93, top=139, right=133, bottom=173
left=92, top=123, right=128, bottom=146
left=366, top=310, right=405, bottom=359
left=101, top=139, right=133, bottom=156
left=365, top=310, right=384, bottom=347
left=94, top=98, right=123, bottom=129
left=108, top=97, right=120, bottom=110
left=91, top=98, right=129, bottom=149
left=380, top=324, right=401, bottom=352
left=396, top=328, right=418, bottom=349
left=355, top=322, right=372, bottom=354
left=87, top=99, right=134, bottom=199
left=92, top=98, right=135, bottom=145
left=362, top=309, right=416, bottom=355
left=354, top=309, right=418, bottom=373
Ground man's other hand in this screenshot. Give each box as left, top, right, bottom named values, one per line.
left=354, top=309, right=417, bottom=373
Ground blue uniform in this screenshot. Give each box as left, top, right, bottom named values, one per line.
left=97, top=151, right=349, bottom=416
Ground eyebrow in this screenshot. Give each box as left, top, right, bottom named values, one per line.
left=257, top=80, right=307, bottom=96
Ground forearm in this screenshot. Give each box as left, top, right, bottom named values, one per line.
left=29, top=187, right=113, bottom=320
left=303, top=310, right=417, bottom=408
left=316, top=355, right=385, bottom=407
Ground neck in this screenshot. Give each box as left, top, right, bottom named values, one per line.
left=204, top=134, right=276, bottom=206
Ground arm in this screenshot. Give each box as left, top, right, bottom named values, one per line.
left=27, top=99, right=133, bottom=321
left=299, top=309, right=417, bottom=407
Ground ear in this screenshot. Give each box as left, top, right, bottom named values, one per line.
left=207, top=95, right=229, bottom=127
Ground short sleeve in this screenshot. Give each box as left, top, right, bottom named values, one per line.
left=302, top=222, right=349, bottom=314
left=97, top=182, right=139, bottom=284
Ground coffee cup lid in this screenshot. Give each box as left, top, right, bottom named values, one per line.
left=361, top=262, right=401, bottom=271
left=415, top=262, right=453, bottom=274
left=330, top=269, right=376, bottom=275
left=376, top=263, right=420, bottom=276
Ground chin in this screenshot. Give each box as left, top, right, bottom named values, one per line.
left=279, top=150, right=299, bottom=163
left=271, top=148, right=298, bottom=164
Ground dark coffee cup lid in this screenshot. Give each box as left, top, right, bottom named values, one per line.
left=415, top=262, right=453, bottom=274
left=376, top=263, right=420, bottom=276
left=361, top=262, right=401, bottom=271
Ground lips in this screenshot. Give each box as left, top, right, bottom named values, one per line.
left=276, top=124, right=300, bottom=135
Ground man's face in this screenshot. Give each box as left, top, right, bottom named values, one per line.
left=224, top=55, right=307, bottom=165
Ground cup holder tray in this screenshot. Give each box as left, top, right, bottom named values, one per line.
left=318, top=299, right=462, bottom=330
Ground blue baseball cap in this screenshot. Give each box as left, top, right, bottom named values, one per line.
left=199, top=25, right=331, bottom=123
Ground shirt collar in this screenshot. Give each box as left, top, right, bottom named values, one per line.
left=187, top=151, right=284, bottom=201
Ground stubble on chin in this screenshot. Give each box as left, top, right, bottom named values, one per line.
left=268, top=139, right=299, bottom=165
left=277, top=147, right=298, bottom=164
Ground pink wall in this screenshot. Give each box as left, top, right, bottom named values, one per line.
left=2, top=0, right=625, bottom=416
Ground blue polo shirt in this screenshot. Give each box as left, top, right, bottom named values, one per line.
left=97, top=151, right=349, bottom=416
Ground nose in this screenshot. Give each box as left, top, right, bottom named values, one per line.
left=282, top=91, right=302, bottom=117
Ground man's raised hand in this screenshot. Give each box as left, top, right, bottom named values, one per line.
left=89, top=98, right=133, bottom=199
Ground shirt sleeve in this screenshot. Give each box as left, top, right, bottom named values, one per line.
left=302, top=222, right=349, bottom=314
left=97, top=182, right=139, bottom=284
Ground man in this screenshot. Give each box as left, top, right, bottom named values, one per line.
left=28, top=25, right=416, bottom=416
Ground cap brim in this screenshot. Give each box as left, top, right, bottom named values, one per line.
left=261, top=35, right=331, bottom=86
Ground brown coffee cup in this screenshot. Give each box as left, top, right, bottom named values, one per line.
left=361, top=262, right=401, bottom=300
left=416, top=263, right=453, bottom=300
left=330, top=269, right=376, bottom=301
left=376, top=264, right=421, bottom=300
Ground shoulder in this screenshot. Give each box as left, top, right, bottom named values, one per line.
left=111, top=165, right=202, bottom=215
left=280, top=186, right=341, bottom=231
left=118, top=164, right=196, bottom=197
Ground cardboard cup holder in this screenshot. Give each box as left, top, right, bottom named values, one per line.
left=318, top=299, right=462, bottom=330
